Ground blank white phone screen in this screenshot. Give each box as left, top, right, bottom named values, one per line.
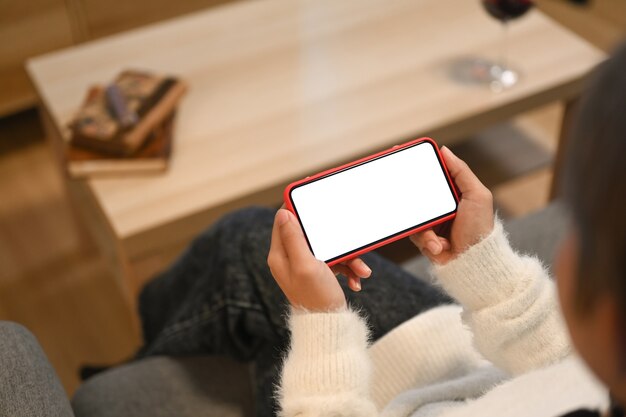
left=290, top=142, right=457, bottom=262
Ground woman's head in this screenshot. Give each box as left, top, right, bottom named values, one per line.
left=556, top=41, right=626, bottom=397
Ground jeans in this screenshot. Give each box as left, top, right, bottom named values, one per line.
left=137, top=206, right=452, bottom=417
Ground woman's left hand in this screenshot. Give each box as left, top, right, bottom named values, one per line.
left=267, top=209, right=371, bottom=311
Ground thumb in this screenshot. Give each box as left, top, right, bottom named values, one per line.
left=277, top=209, right=314, bottom=263
left=441, top=146, right=485, bottom=197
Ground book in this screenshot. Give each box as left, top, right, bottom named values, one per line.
left=66, top=111, right=175, bottom=178
left=69, top=70, right=186, bottom=156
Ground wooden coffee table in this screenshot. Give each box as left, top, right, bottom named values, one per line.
left=27, top=0, right=604, bottom=317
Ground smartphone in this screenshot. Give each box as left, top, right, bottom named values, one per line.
left=284, top=137, right=459, bottom=266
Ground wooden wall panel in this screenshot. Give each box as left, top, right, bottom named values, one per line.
left=536, top=0, right=625, bottom=52
left=0, top=0, right=75, bottom=115
left=69, top=0, right=238, bottom=40
left=594, top=0, right=626, bottom=29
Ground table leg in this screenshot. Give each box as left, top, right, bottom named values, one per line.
left=549, top=97, right=580, bottom=199
left=65, top=180, right=141, bottom=330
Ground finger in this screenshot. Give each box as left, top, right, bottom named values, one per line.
left=441, top=146, right=488, bottom=198
left=433, top=220, right=452, bottom=240
left=276, top=209, right=314, bottom=263
left=348, top=276, right=362, bottom=292
left=346, top=257, right=372, bottom=278
left=334, top=266, right=362, bottom=283
left=332, top=264, right=352, bottom=278
left=439, top=236, right=451, bottom=251
left=333, top=265, right=362, bottom=290
left=269, top=210, right=288, bottom=267
left=410, top=229, right=443, bottom=255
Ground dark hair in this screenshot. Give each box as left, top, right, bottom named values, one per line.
left=561, top=41, right=626, bottom=314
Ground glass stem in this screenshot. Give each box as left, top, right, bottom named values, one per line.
left=501, top=20, right=509, bottom=71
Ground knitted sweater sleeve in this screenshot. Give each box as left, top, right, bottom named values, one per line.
left=432, top=219, right=571, bottom=375
left=278, top=308, right=378, bottom=417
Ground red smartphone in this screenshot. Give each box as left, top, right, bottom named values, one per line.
left=284, top=137, right=459, bottom=266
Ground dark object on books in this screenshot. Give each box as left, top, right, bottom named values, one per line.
left=69, top=70, right=186, bottom=156
left=67, top=111, right=175, bottom=178
left=105, top=84, right=138, bottom=129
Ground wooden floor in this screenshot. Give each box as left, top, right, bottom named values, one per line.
left=0, top=109, right=139, bottom=393
left=0, top=0, right=624, bottom=398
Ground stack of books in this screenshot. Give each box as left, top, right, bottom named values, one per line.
left=66, top=70, right=187, bottom=177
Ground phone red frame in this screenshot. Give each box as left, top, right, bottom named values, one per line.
left=284, top=137, right=459, bottom=266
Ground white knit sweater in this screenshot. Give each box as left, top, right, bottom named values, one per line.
left=277, top=220, right=609, bottom=417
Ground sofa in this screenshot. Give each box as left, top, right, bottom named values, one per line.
left=0, top=203, right=567, bottom=417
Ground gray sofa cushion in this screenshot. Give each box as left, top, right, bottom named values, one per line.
left=72, top=356, right=253, bottom=417
left=502, top=203, right=568, bottom=271
left=0, top=322, right=74, bottom=417
left=402, top=202, right=568, bottom=280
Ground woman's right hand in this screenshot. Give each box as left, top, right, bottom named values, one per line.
left=410, top=146, right=495, bottom=265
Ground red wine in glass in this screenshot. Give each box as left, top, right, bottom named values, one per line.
left=482, top=0, right=534, bottom=21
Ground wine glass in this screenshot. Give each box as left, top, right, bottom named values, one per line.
left=480, top=0, right=534, bottom=92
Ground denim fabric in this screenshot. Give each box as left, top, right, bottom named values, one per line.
left=137, top=206, right=452, bottom=417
